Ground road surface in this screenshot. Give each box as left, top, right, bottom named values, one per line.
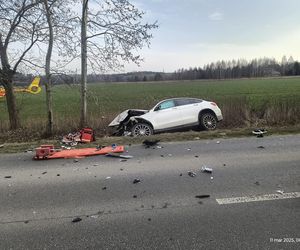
left=0, top=134, right=299, bottom=249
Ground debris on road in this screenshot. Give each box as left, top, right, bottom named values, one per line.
left=252, top=129, right=267, bottom=138
left=42, top=171, right=47, bottom=175
left=195, top=195, right=210, bottom=199
left=4, top=176, right=12, bottom=179
left=276, top=190, right=284, bottom=195
left=102, top=187, right=107, bottom=190
left=188, top=171, right=197, bottom=177
left=179, top=173, right=183, bottom=176
left=143, top=139, right=160, bottom=148
left=0, top=144, right=4, bottom=148
left=133, top=178, right=141, bottom=184
left=148, top=218, right=152, bottom=221
left=210, top=176, right=214, bottom=180
left=257, top=146, right=265, bottom=149
left=133, top=195, right=137, bottom=198
left=194, top=155, right=199, bottom=158
left=62, top=127, right=95, bottom=146
left=72, top=217, right=82, bottom=223
left=57, top=174, right=60, bottom=177
left=216, top=141, right=220, bottom=144
left=105, top=152, right=133, bottom=159
left=254, top=181, right=260, bottom=185
left=201, top=166, right=213, bottom=173
left=105, top=177, right=111, bottom=180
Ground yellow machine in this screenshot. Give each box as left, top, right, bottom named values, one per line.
left=0, top=77, right=41, bottom=99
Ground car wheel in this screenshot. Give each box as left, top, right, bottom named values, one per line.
left=200, top=112, right=217, bottom=130
left=131, top=123, right=153, bottom=137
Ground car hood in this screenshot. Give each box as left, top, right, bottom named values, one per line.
left=108, top=109, right=148, bottom=127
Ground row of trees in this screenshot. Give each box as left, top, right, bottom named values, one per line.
left=172, top=57, right=300, bottom=81
left=0, top=0, right=157, bottom=134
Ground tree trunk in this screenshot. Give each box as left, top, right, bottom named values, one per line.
left=43, top=0, right=54, bottom=136
left=80, top=0, right=88, bottom=128
left=3, top=79, right=20, bottom=130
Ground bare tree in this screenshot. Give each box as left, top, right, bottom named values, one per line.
left=0, top=0, right=44, bottom=129
left=80, top=0, right=88, bottom=127
left=79, top=0, right=158, bottom=127
left=43, top=0, right=54, bottom=135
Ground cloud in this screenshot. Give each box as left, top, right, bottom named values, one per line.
left=209, top=11, right=224, bottom=21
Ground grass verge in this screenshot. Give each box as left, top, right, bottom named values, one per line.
left=1, top=125, right=299, bottom=154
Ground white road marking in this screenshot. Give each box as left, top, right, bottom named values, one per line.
left=216, top=192, right=300, bottom=205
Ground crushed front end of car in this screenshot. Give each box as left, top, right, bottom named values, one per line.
left=108, top=109, right=148, bottom=136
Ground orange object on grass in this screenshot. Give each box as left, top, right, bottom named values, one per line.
left=34, top=145, right=124, bottom=160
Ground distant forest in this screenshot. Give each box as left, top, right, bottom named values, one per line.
left=13, top=56, right=300, bottom=85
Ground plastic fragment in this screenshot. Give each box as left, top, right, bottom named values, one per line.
left=72, top=217, right=82, bottom=223
left=276, top=190, right=284, bottom=195
left=195, top=195, right=210, bottom=199
left=188, top=171, right=196, bottom=177
left=201, top=166, right=213, bottom=173
left=133, top=178, right=141, bottom=184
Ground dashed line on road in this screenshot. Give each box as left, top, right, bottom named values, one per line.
left=216, top=192, right=300, bottom=205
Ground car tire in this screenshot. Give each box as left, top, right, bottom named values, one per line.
left=131, top=123, right=153, bottom=137
left=200, top=112, right=217, bottom=130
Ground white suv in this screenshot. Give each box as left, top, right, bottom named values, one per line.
left=109, top=97, right=223, bottom=136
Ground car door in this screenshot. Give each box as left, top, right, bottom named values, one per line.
left=148, top=100, right=183, bottom=130
left=174, top=98, right=202, bottom=125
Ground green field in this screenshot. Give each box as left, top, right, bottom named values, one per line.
left=1, top=77, right=300, bottom=135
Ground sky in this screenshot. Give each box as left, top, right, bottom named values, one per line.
left=124, top=0, right=300, bottom=72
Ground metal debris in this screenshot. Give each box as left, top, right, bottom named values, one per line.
left=133, top=178, right=141, bottom=184
left=0, top=144, right=4, bottom=148
left=72, top=217, right=82, bottom=223
left=195, top=195, right=210, bottom=199
left=106, top=152, right=133, bottom=159
left=276, top=190, right=284, bottom=195
left=252, top=129, right=267, bottom=138
left=201, top=166, right=213, bottom=173
left=216, top=141, right=220, bottom=144
left=105, top=176, right=111, bottom=180
left=188, top=171, right=197, bottom=177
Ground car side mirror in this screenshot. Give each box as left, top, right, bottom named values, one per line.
left=154, top=106, right=160, bottom=111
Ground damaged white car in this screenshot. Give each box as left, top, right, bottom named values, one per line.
left=108, top=98, right=223, bottom=136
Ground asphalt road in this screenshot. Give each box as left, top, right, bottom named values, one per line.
left=0, top=134, right=299, bottom=250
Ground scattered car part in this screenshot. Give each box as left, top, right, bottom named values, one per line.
left=201, top=166, right=213, bottom=173
left=105, top=153, right=133, bottom=159
left=188, top=171, right=197, bottom=177
left=195, top=195, right=210, bottom=199
left=72, top=217, right=82, bottom=223
left=143, top=139, right=160, bottom=148
left=133, top=178, right=141, bottom=184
